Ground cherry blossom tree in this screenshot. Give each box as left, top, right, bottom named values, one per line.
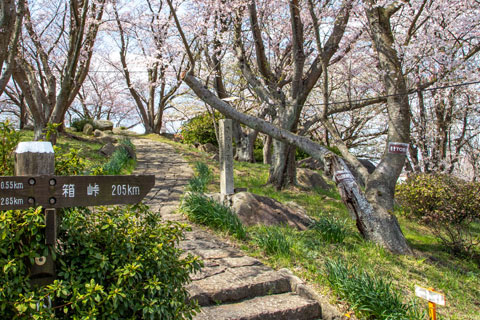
left=12, top=0, right=106, bottom=141
left=170, top=0, right=480, bottom=254
left=108, top=0, right=187, bottom=134
left=0, top=0, right=25, bottom=95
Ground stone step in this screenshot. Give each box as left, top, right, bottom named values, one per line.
left=193, top=292, right=322, bottom=320
left=188, top=265, right=292, bottom=306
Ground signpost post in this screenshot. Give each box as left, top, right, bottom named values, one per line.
left=1, top=141, right=155, bottom=287
left=414, top=285, right=446, bottom=320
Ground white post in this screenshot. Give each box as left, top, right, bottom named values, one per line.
left=219, top=119, right=234, bottom=197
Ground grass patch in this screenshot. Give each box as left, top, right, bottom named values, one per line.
left=101, top=138, right=136, bottom=175
left=181, top=162, right=246, bottom=240
left=325, top=259, right=425, bottom=320
left=181, top=193, right=246, bottom=240
left=250, top=225, right=293, bottom=257
left=187, top=162, right=213, bottom=193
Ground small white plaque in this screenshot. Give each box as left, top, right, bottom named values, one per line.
left=415, top=285, right=446, bottom=306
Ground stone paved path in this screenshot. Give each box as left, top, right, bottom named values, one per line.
left=133, top=138, right=328, bottom=320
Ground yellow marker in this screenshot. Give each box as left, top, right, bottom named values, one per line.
left=414, top=285, right=445, bottom=320
left=428, top=301, right=437, bottom=320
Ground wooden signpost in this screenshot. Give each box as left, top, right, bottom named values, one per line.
left=0, top=175, right=154, bottom=210
left=1, top=141, right=155, bottom=287
left=415, top=285, right=446, bottom=320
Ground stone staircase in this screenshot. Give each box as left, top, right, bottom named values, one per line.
left=133, top=138, right=336, bottom=320
left=183, top=228, right=323, bottom=320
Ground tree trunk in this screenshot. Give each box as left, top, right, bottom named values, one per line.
left=263, top=134, right=272, bottom=164
left=183, top=73, right=412, bottom=254
left=233, top=121, right=258, bottom=162
left=268, top=140, right=297, bottom=189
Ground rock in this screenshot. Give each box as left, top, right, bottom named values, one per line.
left=99, top=134, right=118, bottom=144
left=93, top=129, right=102, bottom=137
left=83, top=123, right=94, bottom=135
left=198, top=143, right=218, bottom=154
left=229, top=192, right=313, bottom=230
left=99, top=142, right=116, bottom=156
left=296, top=168, right=332, bottom=191
left=297, top=157, right=324, bottom=171
left=93, top=119, right=114, bottom=131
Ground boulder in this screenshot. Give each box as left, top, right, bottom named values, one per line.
left=99, top=142, right=116, bottom=156
left=93, top=119, right=114, bottom=131
left=297, top=157, right=324, bottom=171
left=93, top=129, right=103, bottom=137
left=296, top=168, right=332, bottom=191
left=198, top=143, right=218, bottom=154
left=99, top=134, right=118, bottom=144
left=83, top=123, right=94, bottom=135
left=229, top=192, right=313, bottom=230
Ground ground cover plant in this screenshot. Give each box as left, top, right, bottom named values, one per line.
left=180, top=162, right=246, bottom=240
left=101, top=138, right=137, bottom=175
left=0, top=128, right=201, bottom=318
left=151, top=134, right=480, bottom=320
left=0, top=205, right=201, bottom=319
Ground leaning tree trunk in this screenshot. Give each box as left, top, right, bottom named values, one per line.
left=184, top=73, right=412, bottom=254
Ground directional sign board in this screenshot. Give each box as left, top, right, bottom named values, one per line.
left=415, top=285, right=446, bottom=306
left=0, top=175, right=155, bottom=211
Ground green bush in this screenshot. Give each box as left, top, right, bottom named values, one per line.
left=54, top=147, right=87, bottom=175
left=0, top=120, right=21, bottom=175
left=70, top=118, right=94, bottom=132
left=325, top=259, right=424, bottom=320
left=0, top=205, right=202, bottom=319
left=180, top=112, right=222, bottom=146
left=396, top=173, right=480, bottom=255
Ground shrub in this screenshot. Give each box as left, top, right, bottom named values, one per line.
left=180, top=112, right=222, bottom=146
left=181, top=193, right=246, bottom=240
left=396, top=173, right=480, bottom=255
left=54, top=146, right=87, bottom=175
left=250, top=225, right=292, bottom=257
left=70, top=117, right=94, bottom=132
left=0, top=205, right=202, bottom=319
left=0, top=120, right=21, bottom=175
left=324, top=259, right=424, bottom=320
left=310, top=217, right=347, bottom=243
